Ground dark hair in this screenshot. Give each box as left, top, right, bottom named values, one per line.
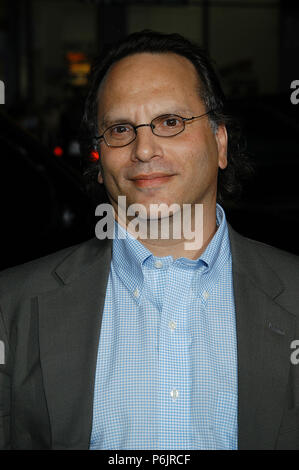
left=80, top=29, right=253, bottom=206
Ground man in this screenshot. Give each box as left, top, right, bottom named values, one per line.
left=0, top=30, right=299, bottom=450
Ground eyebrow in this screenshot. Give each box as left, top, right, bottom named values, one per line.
left=99, top=108, right=196, bottom=130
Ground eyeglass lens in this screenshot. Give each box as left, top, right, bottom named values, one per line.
left=104, top=114, right=185, bottom=147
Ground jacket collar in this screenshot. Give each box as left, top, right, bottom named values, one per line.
left=54, top=236, right=112, bottom=285
left=227, top=223, right=284, bottom=299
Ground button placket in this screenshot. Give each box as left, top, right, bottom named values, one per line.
left=133, top=287, right=140, bottom=298
left=170, top=388, right=179, bottom=400
left=203, top=290, right=209, bottom=300
left=154, top=260, right=163, bottom=269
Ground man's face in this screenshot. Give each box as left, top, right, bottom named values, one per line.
left=96, top=52, right=227, bottom=219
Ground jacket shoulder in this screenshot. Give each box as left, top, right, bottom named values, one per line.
left=228, top=224, right=299, bottom=306
left=0, top=238, right=102, bottom=298
left=242, top=234, right=299, bottom=273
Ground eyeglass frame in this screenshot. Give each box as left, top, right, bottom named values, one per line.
left=94, top=109, right=214, bottom=148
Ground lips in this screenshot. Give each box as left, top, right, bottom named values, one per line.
left=131, top=173, right=172, bottom=180
left=130, top=173, right=174, bottom=188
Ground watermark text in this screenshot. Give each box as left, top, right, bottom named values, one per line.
left=0, top=80, right=4, bottom=104
left=95, top=197, right=204, bottom=251
left=290, top=80, right=299, bottom=105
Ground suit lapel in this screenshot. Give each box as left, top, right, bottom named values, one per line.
left=38, top=237, right=112, bottom=449
left=227, top=224, right=296, bottom=449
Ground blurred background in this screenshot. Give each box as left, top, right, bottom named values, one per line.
left=0, top=0, right=298, bottom=269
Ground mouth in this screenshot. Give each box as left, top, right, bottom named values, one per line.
left=130, top=173, right=175, bottom=188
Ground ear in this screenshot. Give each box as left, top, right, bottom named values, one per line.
left=215, top=124, right=228, bottom=170
left=97, top=169, right=103, bottom=184
left=97, top=156, right=104, bottom=184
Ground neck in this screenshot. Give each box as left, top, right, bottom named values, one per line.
left=115, top=203, right=218, bottom=260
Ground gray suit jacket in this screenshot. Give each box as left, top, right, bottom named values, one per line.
left=0, top=223, right=299, bottom=450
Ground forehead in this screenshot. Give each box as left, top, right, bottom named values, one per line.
left=97, top=52, right=202, bottom=114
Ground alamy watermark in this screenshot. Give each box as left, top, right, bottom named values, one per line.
left=95, top=196, right=204, bottom=251
left=0, top=340, right=4, bottom=365
left=0, top=80, right=4, bottom=104
left=290, top=340, right=299, bottom=365
left=290, top=80, right=299, bottom=105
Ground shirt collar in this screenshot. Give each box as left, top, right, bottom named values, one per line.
left=190, top=203, right=231, bottom=297
left=112, top=220, right=151, bottom=300
left=198, top=202, right=229, bottom=269
left=111, top=203, right=230, bottom=300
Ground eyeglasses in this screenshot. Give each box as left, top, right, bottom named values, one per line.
left=95, top=110, right=213, bottom=148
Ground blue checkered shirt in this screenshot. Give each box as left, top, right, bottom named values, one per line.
left=89, top=203, right=238, bottom=449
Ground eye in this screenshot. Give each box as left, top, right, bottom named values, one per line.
left=111, top=125, right=131, bottom=134
left=162, top=117, right=181, bottom=127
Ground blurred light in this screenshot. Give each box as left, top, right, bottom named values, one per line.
left=66, top=51, right=91, bottom=87
left=89, top=150, right=99, bottom=162
left=66, top=52, right=87, bottom=63
left=68, top=140, right=80, bottom=156
left=70, top=62, right=91, bottom=74
left=62, top=208, right=75, bottom=227
left=53, top=146, right=63, bottom=157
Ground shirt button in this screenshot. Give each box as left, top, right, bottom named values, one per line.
left=133, top=288, right=139, bottom=298
left=170, top=389, right=179, bottom=400
left=154, top=260, right=163, bottom=269
left=169, top=320, right=177, bottom=331
left=203, top=290, right=209, bottom=300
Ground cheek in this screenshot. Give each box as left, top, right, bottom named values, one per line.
left=99, top=148, right=123, bottom=180
left=173, top=135, right=209, bottom=173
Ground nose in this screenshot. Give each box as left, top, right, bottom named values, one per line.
left=131, top=125, right=162, bottom=162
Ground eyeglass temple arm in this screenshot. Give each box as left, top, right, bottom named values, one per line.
left=183, top=109, right=213, bottom=122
